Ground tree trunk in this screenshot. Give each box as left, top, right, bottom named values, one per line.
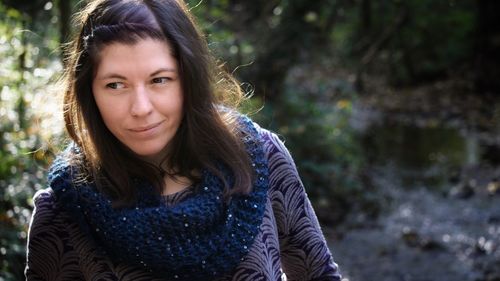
left=355, top=8, right=408, bottom=91
left=475, top=0, right=500, bottom=96
left=361, top=0, right=371, bottom=32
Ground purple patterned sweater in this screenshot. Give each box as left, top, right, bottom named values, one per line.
left=25, top=127, right=341, bottom=280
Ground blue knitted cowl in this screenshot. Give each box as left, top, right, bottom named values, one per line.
left=48, top=117, right=269, bottom=280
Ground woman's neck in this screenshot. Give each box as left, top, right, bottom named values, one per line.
left=162, top=174, right=193, bottom=196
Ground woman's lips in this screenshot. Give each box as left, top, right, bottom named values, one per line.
left=129, top=120, right=164, bottom=133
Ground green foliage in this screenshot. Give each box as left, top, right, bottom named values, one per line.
left=389, top=0, right=476, bottom=84
left=187, top=0, right=257, bottom=74
left=330, top=0, right=476, bottom=85
left=0, top=2, right=63, bottom=280
left=249, top=65, right=373, bottom=221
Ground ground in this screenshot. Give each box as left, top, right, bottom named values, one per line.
left=327, top=165, right=500, bottom=281
left=323, top=76, right=500, bottom=281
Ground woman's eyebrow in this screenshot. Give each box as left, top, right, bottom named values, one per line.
left=96, top=73, right=127, bottom=80
left=150, top=67, right=177, bottom=77
left=95, top=68, right=177, bottom=80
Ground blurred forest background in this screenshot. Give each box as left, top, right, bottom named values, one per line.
left=1, top=0, right=500, bottom=280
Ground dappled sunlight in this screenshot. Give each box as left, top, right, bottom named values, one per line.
left=0, top=3, right=64, bottom=278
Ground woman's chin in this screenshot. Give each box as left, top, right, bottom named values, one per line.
left=132, top=148, right=169, bottom=165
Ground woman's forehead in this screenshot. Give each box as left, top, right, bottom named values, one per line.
left=94, top=38, right=178, bottom=78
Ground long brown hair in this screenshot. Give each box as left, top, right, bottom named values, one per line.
left=62, top=0, right=253, bottom=207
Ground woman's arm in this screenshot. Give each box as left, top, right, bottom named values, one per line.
left=260, top=128, right=342, bottom=281
left=25, top=189, right=84, bottom=280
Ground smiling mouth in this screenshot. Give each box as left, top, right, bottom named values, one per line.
left=129, top=121, right=164, bottom=132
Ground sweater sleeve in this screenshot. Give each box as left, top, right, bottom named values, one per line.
left=259, top=128, right=342, bottom=281
left=25, top=189, right=84, bottom=281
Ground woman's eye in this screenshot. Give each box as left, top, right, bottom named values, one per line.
left=152, top=77, right=169, bottom=84
left=106, top=82, right=124, bottom=89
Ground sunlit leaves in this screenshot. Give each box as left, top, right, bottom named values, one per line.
left=0, top=2, right=63, bottom=280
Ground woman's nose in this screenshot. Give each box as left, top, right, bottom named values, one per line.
left=130, top=86, right=153, bottom=117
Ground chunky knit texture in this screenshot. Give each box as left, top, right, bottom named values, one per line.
left=48, top=117, right=269, bottom=280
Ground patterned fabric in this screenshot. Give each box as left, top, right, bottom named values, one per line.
left=47, top=117, right=269, bottom=281
left=25, top=126, right=342, bottom=281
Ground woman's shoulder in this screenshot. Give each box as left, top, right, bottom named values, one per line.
left=29, top=187, right=70, bottom=235
left=30, top=144, right=80, bottom=219
left=235, top=114, right=288, bottom=156
left=252, top=121, right=295, bottom=165
left=32, top=155, right=74, bottom=213
left=233, top=113, right=277, bottom=144
left=32, top=187, right=57, bottom=209
left=239, top=118, right=301, bottom=188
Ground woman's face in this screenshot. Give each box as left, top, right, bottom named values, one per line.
left=92, top=38, right=183, bottom=164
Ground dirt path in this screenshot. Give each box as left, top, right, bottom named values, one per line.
left=325, top=166, right=500, bottom=281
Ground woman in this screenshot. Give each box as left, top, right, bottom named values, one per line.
left=25, top=0, right=341, bottom=280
